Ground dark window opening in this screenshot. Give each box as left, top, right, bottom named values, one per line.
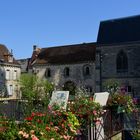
left=116, top=50, right=128, bottom=73
left=45, top=68, right=51, bottom=77
left=83, top=65, right=91, bottom=76
left=127, top=86, right=132, bottom=92
left=86, top=67, right=90, bottom=75
left=64, top=67, right=70, bottom=77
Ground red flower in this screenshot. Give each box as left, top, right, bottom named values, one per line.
left=25, top=117, right=33, bottom=121
left=68, top=123, right=71, bottom=127
left=37, top=119, right=42, bottom=123
left=46, top=126, right=51, bottom=131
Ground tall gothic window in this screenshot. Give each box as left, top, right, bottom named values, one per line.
left=116, top=50, right=128, bottom=73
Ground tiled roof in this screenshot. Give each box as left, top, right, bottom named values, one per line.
left=97, top=15, right=140, bottom=45
left=0, top=44, right=19, bottom=65
left=33, top=43, right=96, bottom=65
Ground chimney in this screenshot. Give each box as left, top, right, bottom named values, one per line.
left=33, top=45, right=37, bottom=51
left=9, top=49, right=13, bottom=62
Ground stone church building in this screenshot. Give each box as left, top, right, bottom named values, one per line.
left=28, top=43, right=96, bottom=95
left=96, top=15, right=140, bottom=97
left=20, top=15, right=140, bottom=97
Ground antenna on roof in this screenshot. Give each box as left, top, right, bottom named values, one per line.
left=11, top=49, right=13, bottom=55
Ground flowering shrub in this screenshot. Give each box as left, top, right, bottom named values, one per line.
left=107, top=93, right=137, bottom=113
left=0, top=93, right=105, bottom=139
left=21, top=110, right=80, bottom=140
left=0, top=109, right=80, bottom=140
left=68, top=96, right=104, bottom=126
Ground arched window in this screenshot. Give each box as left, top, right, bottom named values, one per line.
left=64, top=67, right=70, bottom=77
left=45, top=68, right=51, bottom=77
left=86, top=67, right=90, bottom=75
left=116, top=50, right=128, bottom=73
left=83, top=65, right=91, bottom=76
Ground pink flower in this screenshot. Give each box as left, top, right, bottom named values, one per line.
left=93, top=110, right=97, bottom=115
left=95, top=120, right=101, bottom=125
left=50, top=122, right=53, bottom=126
left=54, top=126, right=59, bottom=131
left=31, top=112, right=36, bottom=117
left=31, top=135, right=39, bottom=140
left=48, top=105, right=52, bottom=111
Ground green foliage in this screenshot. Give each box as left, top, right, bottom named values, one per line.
left=20, top=73, right=54, bottom=115
left=104, top=79, right=138, bottom=114
left=0, top=115, right=20, bottom=140
left=20, top=73, right=54, bottom=100
left=103, top=79, right=119, bottom=95
left=20, top=73, right=37, bottom=100
left=68, top=96, right=103, bottom=126
left=0, top=85, right=7, bottom=98
left=107, top=93, right=137, bottom=113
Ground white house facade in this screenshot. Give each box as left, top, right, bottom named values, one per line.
left=0, top=44, right=21, bottom=100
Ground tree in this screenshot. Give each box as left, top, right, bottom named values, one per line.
left=20, top=73, right=54, bottom=114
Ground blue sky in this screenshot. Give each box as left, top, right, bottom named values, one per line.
left=0, top=0, right=140, bottom=59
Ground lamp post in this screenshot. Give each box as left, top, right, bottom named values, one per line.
left=99, top=51, right=102, bottom=92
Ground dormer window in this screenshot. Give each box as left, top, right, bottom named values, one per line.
left=8, top=55, right=13, bottom=63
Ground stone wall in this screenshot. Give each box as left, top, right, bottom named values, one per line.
left=34, top=62, right=95, bottom=94
left=96, top=43, right=140, bottom=96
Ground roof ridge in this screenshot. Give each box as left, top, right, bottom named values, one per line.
left=42, top=42, right=96, bottom=50
left=100, top=14, right=140, bottom=23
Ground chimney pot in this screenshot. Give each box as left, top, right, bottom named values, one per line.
left=33, top=45, right=37, bottom=51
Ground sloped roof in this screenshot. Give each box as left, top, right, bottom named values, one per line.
left=0, top=44, right=19, bottom=65
left=33, top=43, right=96, bottom=65
left=97, top=15, right=140, bottom=45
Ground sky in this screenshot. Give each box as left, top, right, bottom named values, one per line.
left=0, top=0, right=140, bottom=59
